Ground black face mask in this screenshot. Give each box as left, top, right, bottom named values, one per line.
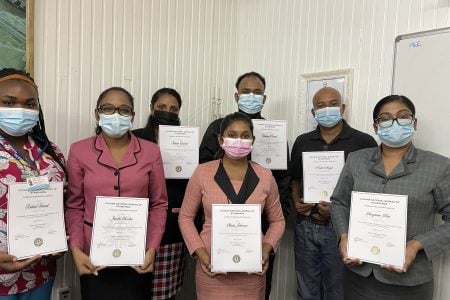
left=151, top=110, right=180, bottom=126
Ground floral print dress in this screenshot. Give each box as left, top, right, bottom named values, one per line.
left=0, top=135, right=65, bottom=295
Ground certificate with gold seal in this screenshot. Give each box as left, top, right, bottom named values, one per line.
left=347, top=191, right=408, bottom=268
left=90, top=196, right=149, bottom=266
left=211, top=204, right=262, bottom=272
left=302, top=151, right=345, bottom=203
left=7, top=182, right=67, bottom=259
left=251, top=120, right=287, bottom=170
left=159, top=125, right=199, bottom=179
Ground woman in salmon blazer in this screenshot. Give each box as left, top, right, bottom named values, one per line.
left=179, top=112, right=285, bottom=300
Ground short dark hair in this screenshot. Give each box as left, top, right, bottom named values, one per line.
left=96, top=87, right=134, bottom=109
left=235, top=72, right=266, bottom=90
left=0, top=68, right=66, bottom=176
left=150, top=87, right=182, bottom=108
left=0, top=68, right=35, bottom=82
left=372, top=95, right=416, bottom=121
left=220, top=112, right=254, bottom=136
left=95, top=87, right=134, bottom=134
left=215, top=112, right=254, bottom=159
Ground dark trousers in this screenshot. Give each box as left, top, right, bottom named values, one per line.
left=80, top=267, right=153, bottom=300
left=343, top=267, right=433, bottom=300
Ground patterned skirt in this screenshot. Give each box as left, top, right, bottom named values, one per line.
left=152, top=242, right=187, bottom=300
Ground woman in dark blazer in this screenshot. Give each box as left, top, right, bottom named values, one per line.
left=133, top=88, right=188, bottom=300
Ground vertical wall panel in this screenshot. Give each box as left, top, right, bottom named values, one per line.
left=33, top=0, right=450, bottom=299
left=436, top=0, right=450, bottom=26
left=36, top=0, right=240, bottom=155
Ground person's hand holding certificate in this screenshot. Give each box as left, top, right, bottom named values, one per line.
left=347, top=191, right=408, bottom=268
left=302, top=151, right=345, bottom=203
left=159, top=125, right=199, bottom=179
left=90, top=196, right=149, bottom=266
left=251, top=120, right=287, bottom=170
left=7, top=182, right=67, bottom=259
left=211, top=204, right=262, bottom=273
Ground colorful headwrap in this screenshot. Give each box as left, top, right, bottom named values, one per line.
left=0, top=74, right=38, bottom=90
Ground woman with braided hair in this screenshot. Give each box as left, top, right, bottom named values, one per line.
left=0, top=68, right=66, bottom=299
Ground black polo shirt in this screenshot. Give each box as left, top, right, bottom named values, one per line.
left=289, top=120, right=378, bottom=185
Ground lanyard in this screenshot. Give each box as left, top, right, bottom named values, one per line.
left=0, top=136, right=40, bottom=180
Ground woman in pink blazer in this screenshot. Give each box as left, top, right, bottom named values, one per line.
left=65, top=87, right=168, bottom=300
left=179, top=112, right=285, bottom=300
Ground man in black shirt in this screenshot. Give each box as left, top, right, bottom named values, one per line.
left=289, top=87, right=377, bottom=300
left=199, top=71, right=290, bottom=300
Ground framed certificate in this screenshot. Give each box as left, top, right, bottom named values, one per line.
left=211, top=204, right=262, bottom=273
left=348, top=191, right=408, bottom=268
left=302, top=151, right=345, bottom=203
left=7, top=181, right=67, bottom=259
left=159, top=125, right=199, bottom=179
left=90, top=196, right=149, bottom=266
left=251, top=120, right=287, bottom=170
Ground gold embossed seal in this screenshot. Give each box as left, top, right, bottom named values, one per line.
left=112, top=249, right=122, bottom=258
left=371, top=246, right=380, bottom=255
left=34, top=238, right=43, bottom=247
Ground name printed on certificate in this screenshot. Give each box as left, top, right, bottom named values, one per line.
left=211, top=204, right=262, bottom=273
left=347, top=191, right=408, bottom=268
left=251, top=120, right=287, bottom=170
left=7, top=181, right=67, bottom=259
left=159, top=125, right=199, bottom=179
left=302, top=151, right=345, bottom=203
left=90, top=196, right=149, bottom=266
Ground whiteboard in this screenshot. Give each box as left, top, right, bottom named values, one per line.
left=392, top=27, right=450, bottom=300
left=392, top=27, right=450, bottom=157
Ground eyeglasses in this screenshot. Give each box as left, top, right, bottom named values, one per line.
left=238, top=90, right=264, bottom=96
left=97, top=104, right=133, bottom=116
left=375, top=115, right=415, bottom=128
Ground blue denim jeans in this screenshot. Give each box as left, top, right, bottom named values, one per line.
left=0, top=278, right=54, bottom=300
left=294, top=218, right=343, bottom=300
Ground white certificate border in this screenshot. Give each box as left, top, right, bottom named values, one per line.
left=302, top=150, right=345, bottom=203
left=158, top=125, right=200, bottom=179
left=251, top=119, right=288, bottom=170
left=347, top=191, right=408, bottom=268
left=211, top=203, right=262, bottom=273
left=7, top=181, right=68, bottom=259
left=90, top=196, right=149, bottom=266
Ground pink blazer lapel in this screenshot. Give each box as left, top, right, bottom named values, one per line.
left=94, top=134, right=141, bottom=169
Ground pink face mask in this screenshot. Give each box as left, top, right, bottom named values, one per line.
left=221, top=137, right=253, bottom=159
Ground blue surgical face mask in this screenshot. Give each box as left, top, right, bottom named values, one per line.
left=238, top=93, right=264, bottom=114
left=0, top=107, right=39, bottom=136
left=99, top=113, right=132, bottom=138
left=377, top=122, right=414, bottom=148
left=314, top=106, right=342, bottom=127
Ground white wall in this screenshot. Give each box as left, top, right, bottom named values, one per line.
left=33, top=0, right=450, bottom=299
left=235, top=0, right=450, bottom=142
left=34, top=0, right=240, bottom=155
